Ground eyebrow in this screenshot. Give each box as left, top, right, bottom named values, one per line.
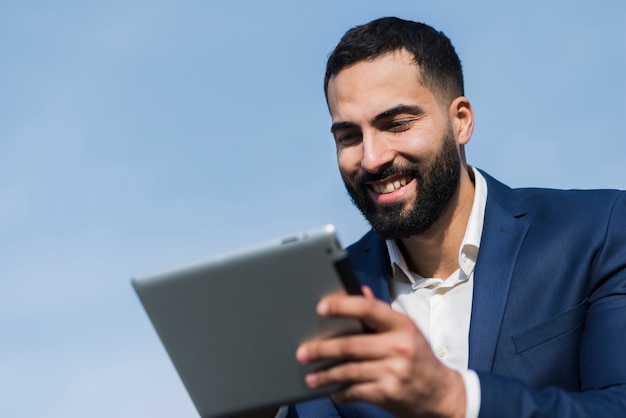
left=330, top=104, right=425, bottom=134
left=330, top=121, right=359, bottom=135
left=372, top=104, right=425, bottom=124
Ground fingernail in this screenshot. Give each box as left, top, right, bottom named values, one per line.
left=317, top=301, right=330, bottom=316
left=305, top=373, right=318, bottom=387
left=296, top=346, right=308, bottom=363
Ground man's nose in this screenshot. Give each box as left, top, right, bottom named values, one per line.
left=361, top=132, right=395, bottom=175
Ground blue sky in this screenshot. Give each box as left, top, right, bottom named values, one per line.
left=1, top=1, right=625, bottom=417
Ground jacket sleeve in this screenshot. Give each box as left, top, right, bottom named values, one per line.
left=286, top=398, right=341, bottom=417
left=477, top=374, right=626, bottom=417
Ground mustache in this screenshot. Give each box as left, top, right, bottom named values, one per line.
left=357, top=163, right=420, bottom=184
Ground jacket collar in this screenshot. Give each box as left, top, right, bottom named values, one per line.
left=468, top=170, right=529, bottom=372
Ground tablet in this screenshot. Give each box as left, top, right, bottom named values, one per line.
left=132, top=224, right=364, bottom=417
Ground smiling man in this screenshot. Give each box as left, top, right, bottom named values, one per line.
left=286, top=16, right=626, bottom=418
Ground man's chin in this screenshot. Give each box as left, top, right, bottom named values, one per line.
left=371, top=200, right=412, bottom=218
left=365, top=214, right=411, bottom=240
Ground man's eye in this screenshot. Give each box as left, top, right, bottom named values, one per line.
left=386, top=120, right=412, bottom=132
left=336, top=132, right=362, bottom=146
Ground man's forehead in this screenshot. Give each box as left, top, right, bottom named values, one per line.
left=326, top=52, right=435, bottom=122
left=328, top=53, right=429, bottom=100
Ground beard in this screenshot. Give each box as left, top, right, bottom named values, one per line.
left=343, top=127, right=461, bottom=240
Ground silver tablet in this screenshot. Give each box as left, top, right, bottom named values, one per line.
left=132, top=224, right=363, bottom=417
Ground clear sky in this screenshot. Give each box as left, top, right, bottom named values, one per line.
left=1, top=1, right=625, bottom=417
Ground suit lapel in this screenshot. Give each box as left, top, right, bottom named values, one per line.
left=347, top=231, right=392, bottom=303
left=468, top=172, right=529, bottom=372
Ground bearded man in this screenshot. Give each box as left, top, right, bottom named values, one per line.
left=285, top=16, right=626, bottom=418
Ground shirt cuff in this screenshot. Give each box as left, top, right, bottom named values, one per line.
left=459, top=369, right=481, bottom=418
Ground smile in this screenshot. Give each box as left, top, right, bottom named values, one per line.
left=369, top=175, right=411, bottom=194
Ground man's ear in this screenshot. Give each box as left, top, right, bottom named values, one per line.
left=448, top=96, right=474, bottom=146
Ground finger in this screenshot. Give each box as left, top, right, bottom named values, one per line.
left=317, top=294, right=412, bottom=333
left=304, top=358, right=386, bottom=389
left=361, top=285, right=375, bottom=299
left=297, top=332, right=391, bottom=364
left=330, top=381, right=388, bottom=405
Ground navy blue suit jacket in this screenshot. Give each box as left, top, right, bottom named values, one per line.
left=288, top=171, right=626, bottom=417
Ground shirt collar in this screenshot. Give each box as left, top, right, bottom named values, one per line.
left=386, top=166, right=488, bottom=286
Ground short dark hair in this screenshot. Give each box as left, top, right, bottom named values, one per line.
left=324, top=17, right=464, bottom=106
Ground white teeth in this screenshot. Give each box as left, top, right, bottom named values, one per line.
left=372, top=177, right=410, bottom=194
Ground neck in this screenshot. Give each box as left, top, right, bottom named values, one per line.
left=399, top=166, right=475, bottom=279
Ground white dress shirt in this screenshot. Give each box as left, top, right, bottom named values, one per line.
left=386, top=166, right=487, bottom=418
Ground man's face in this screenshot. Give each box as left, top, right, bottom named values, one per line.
left=326, top=49, right=462, bottom=239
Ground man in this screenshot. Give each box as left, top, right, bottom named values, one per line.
left=287, top=16, right=626, bottom=418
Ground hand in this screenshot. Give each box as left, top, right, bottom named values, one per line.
left=296, top=286, right=466, bottom=418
